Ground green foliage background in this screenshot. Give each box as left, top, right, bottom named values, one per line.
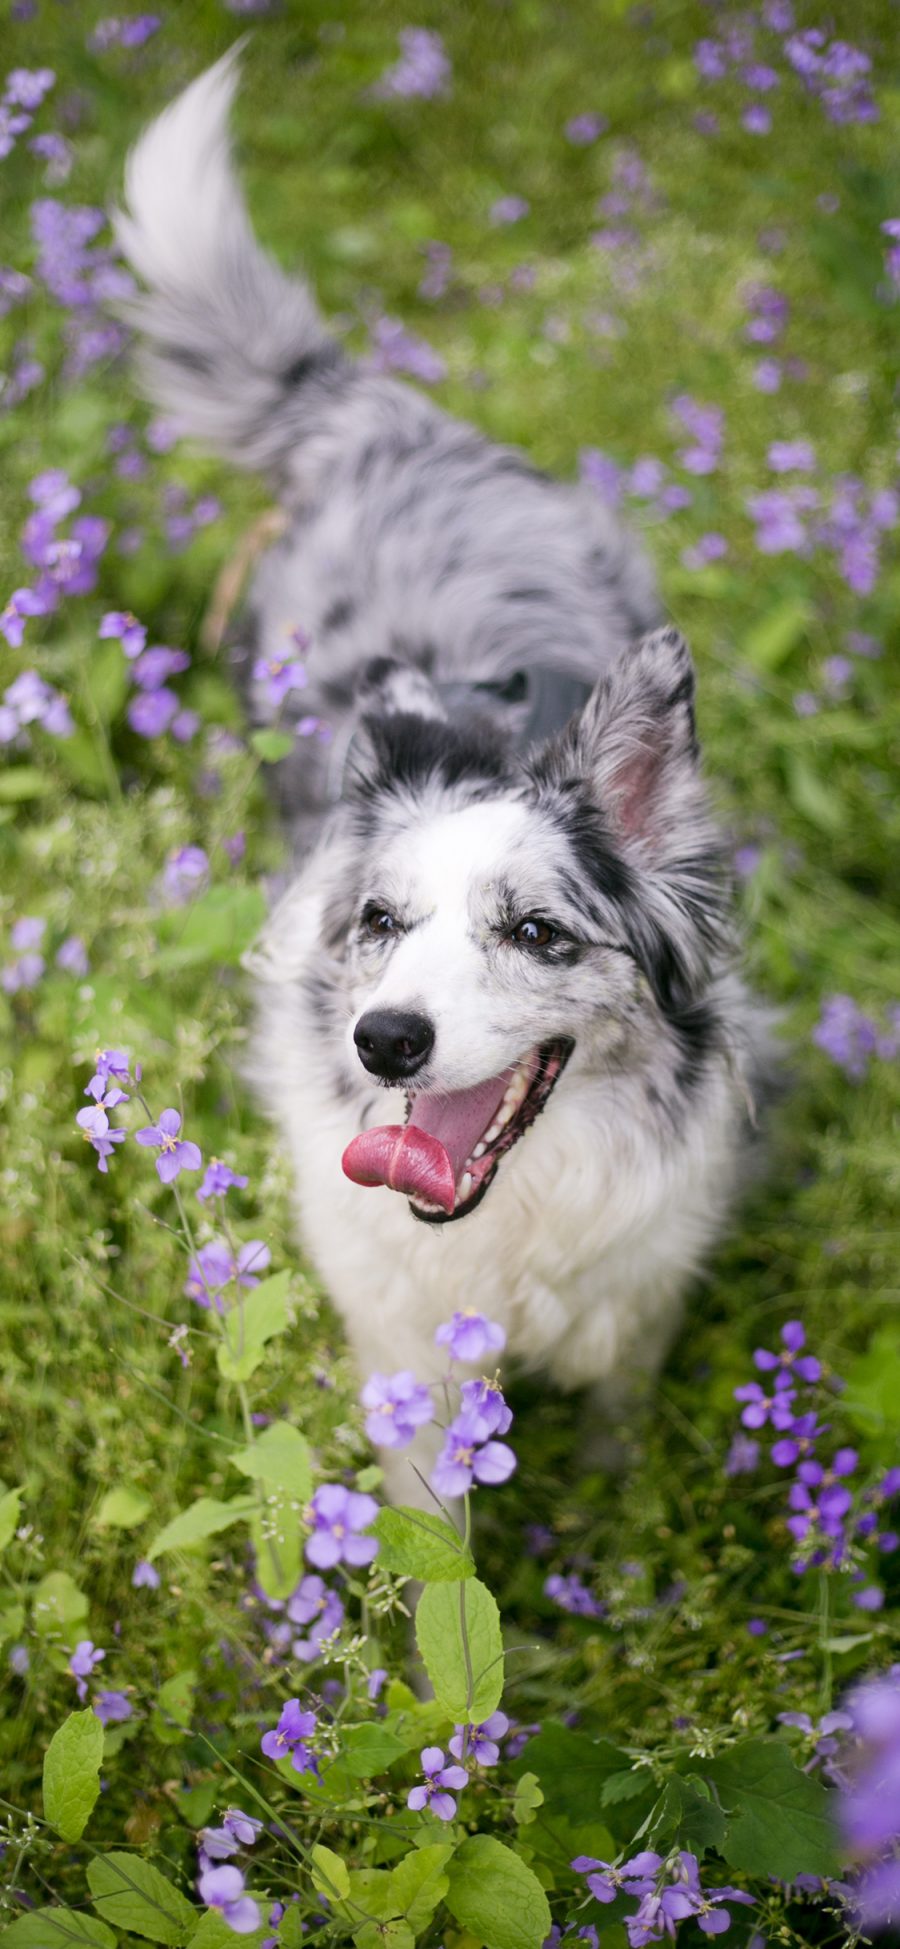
left=1, top=2, right=899, bottom=1945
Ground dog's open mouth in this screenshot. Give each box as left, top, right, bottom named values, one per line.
left=341, top=1037, right=573, bottom=1223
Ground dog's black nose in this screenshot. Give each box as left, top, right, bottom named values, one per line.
left=353, top=1008, right=435, bottom=1081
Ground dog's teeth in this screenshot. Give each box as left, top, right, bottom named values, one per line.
left=471, top=1141, right=486, bottom=1159
left=482, top=1119, right=502, bottom=1144
left=458, top=1171, right=473, bottom=1201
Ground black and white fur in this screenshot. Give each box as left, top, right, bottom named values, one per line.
left=119, top=53, right=771, bottom=1501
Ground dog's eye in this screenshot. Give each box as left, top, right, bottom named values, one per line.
left=362, top=906, right=399, bottom=937
left=508, top=916, right=558, bottom=949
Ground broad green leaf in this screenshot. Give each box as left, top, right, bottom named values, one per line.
left=87, top=1853, right=196, bottom=1944
left=353, top=1926, right=413, bottom=1949
left=147, top=1496, right=254, bottom=1561
left=652, top=1774, right=726, bottom=1854
left=310, top=1845, right=350, bottom=1902
left=704, top=1739, right=837, bottom=1879
left=510, top=1724, right=630, bottom=1824
left=216, top=1272, right=291, bottom=1382
left=188, top=1914, right=271, bottom=1949
left=373, top=1506, right=474, bottom=1583
left=512, top=1773, right=544, bottom=1826
left=0, top=767, right=54, bottom=802
left=0, top=1909, right=116, bottom=1948
left=176, top=1781, right=219, bottom=1828
left=251, top=1493, right=302, bottom=1602
left=251, top=729, right=295, bottom=763
left=415, top=1578, right=503, bottom=1721
left=341, top=1723, right=408, bottom=1777
left=95, top=1486, right=152, bottom=1529
left=389, top=1844, right=454, bottom=1930
left=345, top=1870, right=399, bottom=1921
left=151, top=1669, right=197, bottom=1744
left=32, top=1571, right=89, bottom=1633
left=231, top=1422, right=312, bottom=1502
left=842, top=1327, right=900, bottom=1435
left=602, top=1768, right=648, bottom=1805
left=43, top=1708, right=104, bottom=1840
left=785, top=754, right=842, bottom=833
left=156, top=885, right=267, bottom=971
left=0, top=1487, right=21, bottom=1553
left=744, top=597, right=811, bottom=672
left=0, top=1602, right=25, bottom=1644
left=445, top=1836, right=551, bottom=1949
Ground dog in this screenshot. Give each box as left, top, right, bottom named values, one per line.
left=118, top=53, right=772, bottom=1504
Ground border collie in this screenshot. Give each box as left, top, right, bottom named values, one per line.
left=119, top=53, right=771, bottom=1501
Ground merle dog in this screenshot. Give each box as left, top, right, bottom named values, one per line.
left=119, top=52, right=770, bottom=1502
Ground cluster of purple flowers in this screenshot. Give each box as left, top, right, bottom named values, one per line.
left=260, top=1697, right=319, bottom=1777
left=99, top=610, right=199, bottom=743
left=544, top=1571, right=606, bottom=1619
left=305, top=1484, right=378, bottom=1571
left=88, top=14, right=162, bottom=52
left=743, top=474, right=898, bottom=592
left=573, top=1849, right=753, bottom=1943
left=408, top=1713, right=509, bottom=1821
left=369, top=28, right=451, bottom=102
left=1, top=916, right=87, bottom=994
left=734, top=1321, right=899, bottom=1607
left=837, top=1673, right=900, bottom=1931
left=590, top=145, right=657, bottom=267
left=197, top=1806, right=262, bottom=1936
left=369, top=314, right=447, bottom=384
left=2, top=472, right=108, bottom=692
left=184, top=1237, right=270, bottom=1309
left=812, top=994, right=900, bottom=1081
left=694, top=23, right=781, bottom=140
left=882, top=220, right=900, bottom=297
left=162, top=845, right=210, bottom=904
left=0, top=64, right=54, bottom=164
left=692, top=12, right=877, bottom=134
left=74, top=1048, right=210, bottom=1193
left=29, top=196, right=132, bottom=376
left=783, top=29, right=878, bottom=127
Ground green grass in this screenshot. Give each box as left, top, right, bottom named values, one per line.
left=1, top=3, right=899, bottom=1944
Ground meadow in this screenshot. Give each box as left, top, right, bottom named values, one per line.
left=1, top=3, right=899, bottom=1946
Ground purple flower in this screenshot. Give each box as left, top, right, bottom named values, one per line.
left=75, top=1104, right=126, bottom=1173
left=56, top=935, right=88, bottom=976
left=132, top=1559, right=160, bottom=1590
left=565, top=112, right=607, bottom=145
left=94, top=1689, right=132, bottom=1726
left=545, top=1572, right=606, bottom=1618
left=286, top=1575, right=345, bottom=1662
left=681, top=533, right=728, bottom=570
left=370, top=315, right=446, bottom=384
left=197, top=1864, right=261, bottom=1936
left=370, top=28, right=451, bottom=102
left=129, top=688, right=178, bottom=737
left=184, top=1237, right=270, bottom=1307
left=0, top=586, right=49, bottom=648
left=201, top=1809, right=263, bottom=1858
left=135, top=1108, right=202, bottom=1184
left=449, top=1711, right=509, bottom=1765
left=132, top=645, right=190, bottom=691
left=197, top=1158, right=249, bottom=1203
left=489, top=195, right=530, bottom=226
left=305, top=1485, right=378, bottom=1570
left=252, top=651, right=308, bottom=707
left=98, top=610, right=147, bottom=659
left=742, top=105, right=772, bottom=134
left=768, top=439, right=816, bottom=474
left=69, top=1639, right=104, bottom=1701
left=5, top=67, right=55, bottom=108
left=435, top=1310, right=505, bottom=1364
left=459, top=1376, right=512, bottom=1436
left=360, top=1370, right=434, bottom=1447
left=162, top=846, right=209, bottom=904
left=813, top=995, right=880, bottom=1080
left=431, top=1409, right=516, bottom=1497
left=260, top=1698, right=318, bottom=1775
left=854, top=1859, right=900, bottom=1933
left=753, top=1319, right=821, bottom=1384
left=223, top=832, right=246, bottom=866
left=725, top=1432, right=760, bottom=1476
left=407, top=1745, right=468, bottom=1821
left=753, top=358, right=782, bottom=392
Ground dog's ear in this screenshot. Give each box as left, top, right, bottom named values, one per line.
left=561, top=626, right=700, bottom=853
left=529, top=627, right=730, bottom=1013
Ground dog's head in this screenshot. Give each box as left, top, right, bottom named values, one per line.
left=255, top=627, right=732, bottom=1223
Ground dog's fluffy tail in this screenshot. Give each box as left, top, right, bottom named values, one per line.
left=116, top=48, right=346, bottom=471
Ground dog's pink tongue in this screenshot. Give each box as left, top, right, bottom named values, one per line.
left=341, top=1071, right=511, bottom=1212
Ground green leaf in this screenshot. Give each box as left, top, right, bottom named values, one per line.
left=310, top=1845, right=350, bottom=1902
left=0, top=1910, right=116, bottom=1948
left=0, top=1602, right=25, bottom=1644
left=155, top=885, right=267, bottom=971
left=95, top=1485, right=152, bottom=1529
left=187, top=1915, right=271, bottom=1949
left=389, top=1843, right=455, bottom=1930
left=703, top=1739, right=837, bottom=1879
left=445, top=1836, right=551, bottom=1949
left=147, top=1495, right=254, bottom=1561
left=512, top=1773, right=544, bottom=1827
left=353, top=1926, right=413, bottom=1949
left=251, top=729, right=295, bottom=763
left=785, top=754, right=842, bottom=833
left=510, top=1724, right=631, bottom=1825
left=151, top=1669, right=197, bottom=1744
left=216, top=1271, right=291, bottom=1382
left=0, top=767, right=54, bottom=802
left=415, top=1578, right=503, bottom=1721
left=744, top=597, right=811, bottom=672
left=652, top=1775, right=727, bottom=1854
left=602, top=1768, right=648, bottom=1806
left=176, top=1781, right=219, bottom=1829
left=0, top=1486, right=22, bottom=1553
left=373, top=1506, right=474, bottom=1583
left=842, top=1327, right=900, bottom=1435
left=32, top=1570, right=89, bottom=1633
left=231, top=1422, right=312, bottom=1502
left=87, top=1853, right=196, bottom=1944
left=43, top=1708, right=104, bottom=1841
left=341, top=1723, right=408, bottom=1777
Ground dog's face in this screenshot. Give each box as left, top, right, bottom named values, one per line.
left=258, top=628, right=731, bottom=1224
